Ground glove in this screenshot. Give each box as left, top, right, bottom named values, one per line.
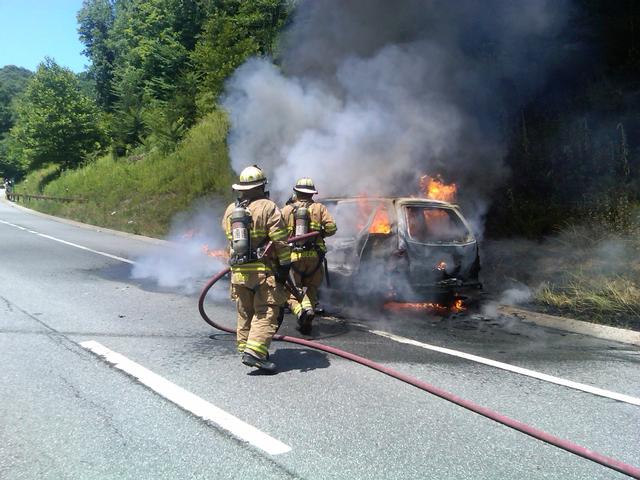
left=275, top=264, right=290, bottom=285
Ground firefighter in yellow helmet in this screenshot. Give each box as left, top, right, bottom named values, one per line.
left=222, top=165, right=291, bottom=372
left=281, top=177, right=337, bottom=334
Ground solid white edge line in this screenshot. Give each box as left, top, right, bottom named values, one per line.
left=0, top=220, right=134, bottom=264
left=369, top=329, right=640, bottom=406
left=35, top=232, right=134, bottom=264
left=80, top=340, right=291, bottom=455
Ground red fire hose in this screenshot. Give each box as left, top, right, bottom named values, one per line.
left=198, top=233, right=640, bottom=479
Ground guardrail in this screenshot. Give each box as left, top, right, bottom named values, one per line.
left=6, top=192, right=86, bottom=203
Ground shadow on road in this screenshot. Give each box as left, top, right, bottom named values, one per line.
left=248, top=348, right=331, bottom=375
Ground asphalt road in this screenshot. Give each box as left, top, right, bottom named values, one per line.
left=1, top=194, right=639, bottom=480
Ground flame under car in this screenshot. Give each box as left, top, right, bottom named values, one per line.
left=321, top=197, right=481, bottom=304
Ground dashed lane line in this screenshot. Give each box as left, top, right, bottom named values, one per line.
left=80, top=340, right=292, bottom=455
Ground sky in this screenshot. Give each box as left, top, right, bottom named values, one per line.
left=0, top=0, right=87, bottom=73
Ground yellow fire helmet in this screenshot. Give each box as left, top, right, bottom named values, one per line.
left=232, top=165, right=268, bottom=191
left=293, top=177, right=318, bottom=195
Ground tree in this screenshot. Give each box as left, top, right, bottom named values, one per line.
left=0, top=66, right=33, bottom=137
left=106, top=0, right=205, bottom=152
left=0, top=84, right=12, bottom=136
left=192, top=0, right=289, bottom=113
left=77, top=0, right=116, bottom=109
left=0, top=65, right=33, bottom=98
left=0, top=66, right=33, bottom=179
left=9, top=58, right=105, bottom=171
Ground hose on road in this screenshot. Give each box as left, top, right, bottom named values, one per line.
left=198, top=235, right=640, bottom=479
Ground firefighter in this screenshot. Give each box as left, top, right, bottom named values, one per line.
left=281, top=177, right=337, bottom=334
left=222, top=165, right=291, bottom=372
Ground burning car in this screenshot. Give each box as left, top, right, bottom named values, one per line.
left=321, top=196, right=481, bottom=306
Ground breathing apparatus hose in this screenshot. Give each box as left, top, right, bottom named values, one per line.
left=198, top=234, right=640, bottom=479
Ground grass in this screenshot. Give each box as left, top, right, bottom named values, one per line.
left=536, top=273, right=640, bottom=329
left=482, top=219, right=640, bottom=330
left=532, top=224, right=640, bottom=329
left=14, top=110, right=234, bottom=237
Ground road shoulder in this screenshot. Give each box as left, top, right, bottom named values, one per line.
left=498, top=305, right=640, bottom=347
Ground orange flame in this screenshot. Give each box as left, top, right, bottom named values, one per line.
left=436, top=261, right=447, bottom=271
left=369, top=206, right=392, bottom=234
left=383, top=299, right=466, bottom=314
left=419, top=175, right=457, bottom=203
left=452, top=299, right=466, bottom=312
left=201, top=244, right=229, bottom=259
left=356, top=197, right=392, bottom=234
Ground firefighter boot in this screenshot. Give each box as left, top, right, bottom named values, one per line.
left=297, top=308, right=315, bottom=335
left=242, top=350, right=276, bottom=373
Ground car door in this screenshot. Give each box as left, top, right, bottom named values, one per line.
left=323, top=198, right=394, bottom=279
left=398, top=202, right=477, bottom=287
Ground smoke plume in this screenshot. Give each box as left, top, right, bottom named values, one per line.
left=131, top=199, right=229, bottom=294
left=222, top=0, right=572, bottom=231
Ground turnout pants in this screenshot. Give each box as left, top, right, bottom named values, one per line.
left=288, top=255, right=323, bottom=318
left=231, top=272, right=286, bottom=358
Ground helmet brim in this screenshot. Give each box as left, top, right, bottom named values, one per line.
left=293, top=186, right=318, bottom=194
left=233, top=180, right=266, bottom=191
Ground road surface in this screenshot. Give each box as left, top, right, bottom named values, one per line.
left=1, top=195, right=639, bottom=479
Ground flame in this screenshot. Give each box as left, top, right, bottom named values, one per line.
left=452, top=299, right=466, bottom=312
left=383, top=299, right=466, bottom=314
left=356, top=197, right=392, bottom=234
left=384, top=301, right=450, bottom=315
left=419, top=175, right=457, bottom=203
left=201, top=244, right=229, bottom=259
left=369, top=206, right=391, bottom=234
left=436, top=261, right=447, bottom=271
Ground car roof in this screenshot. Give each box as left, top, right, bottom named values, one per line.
left=319, top=196, right=458, bottom=208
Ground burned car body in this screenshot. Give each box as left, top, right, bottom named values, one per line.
left=321, top=197, right=481, bottom=302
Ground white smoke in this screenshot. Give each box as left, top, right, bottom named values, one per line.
left=131, top=199, right=229, bottom=295
left=225, top=49, right=470, bottom=195
left=222, top=0, right=571, bottom=234
left=482, top=285, right=533, bottom=318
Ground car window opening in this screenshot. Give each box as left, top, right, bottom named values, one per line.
left=405, top=206, right=470, bottom=243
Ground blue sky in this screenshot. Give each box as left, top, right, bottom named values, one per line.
left=0, top=0, right=87, bottom=73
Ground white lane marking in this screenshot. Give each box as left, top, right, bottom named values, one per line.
left=0, top=220, right=134, bottom=264
left=80, top=340, right=291, bottom=455
left=368, top=328, right=640, bottom=406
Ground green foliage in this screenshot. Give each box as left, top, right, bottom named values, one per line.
left=8, top=58, right=105, bottom=172
left=192, top=0, right=289, bottom=113
left=77, top=0, right=116, bottom=109
left=105, top=0, right=205, bottom=152
left=76, top=71, right=99, bottom=100
left=16, top=111, right=234, bottom=236
left=0, top=83, right=12, bottom=136
left=75, top=0, right=289, bottom=153
left=0, top=135, right=26, bottom=179
left=0, top=65, right=34, bottom=178
left=0, top=65, right=33, bottom=98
